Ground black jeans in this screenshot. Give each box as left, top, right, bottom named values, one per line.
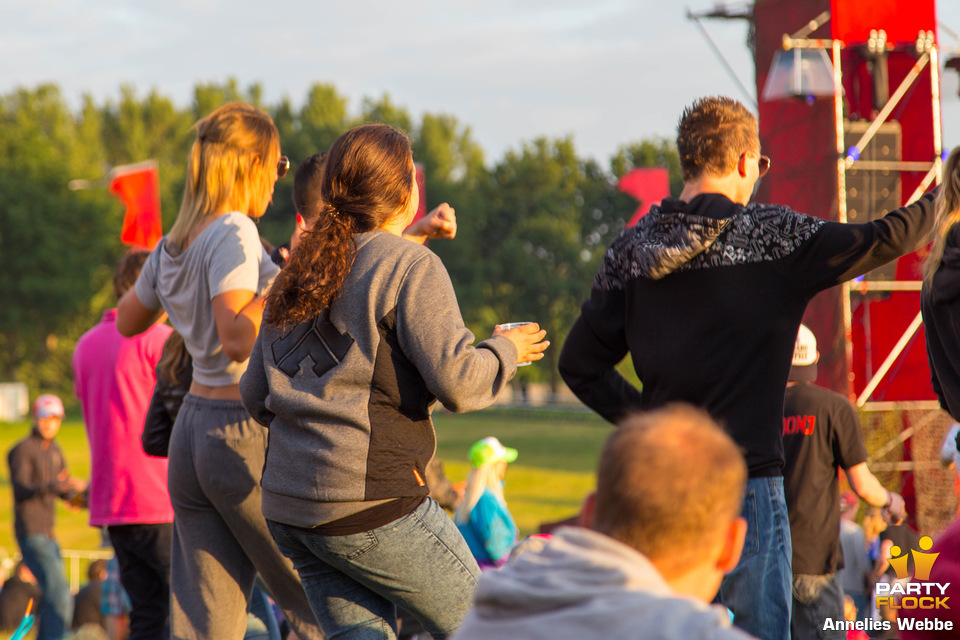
left=109, top=523, right=173, bottom=640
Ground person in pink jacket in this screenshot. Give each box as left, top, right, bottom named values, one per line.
left=73, top=251, right=173, bottom=640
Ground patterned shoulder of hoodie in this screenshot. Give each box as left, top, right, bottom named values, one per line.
left=594, top=203, right=826, bottom=291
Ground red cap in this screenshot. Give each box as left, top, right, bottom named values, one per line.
left=33, top=394, right=64, bottom=419
left=840, top=491, right=859, bottom=512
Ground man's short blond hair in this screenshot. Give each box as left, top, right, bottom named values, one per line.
left=676, top=96, right=759, bottom=181
left=593, top=404, right=747, bottom=574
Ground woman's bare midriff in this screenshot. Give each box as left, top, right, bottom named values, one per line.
left=190, top=380, right=243, bottom=400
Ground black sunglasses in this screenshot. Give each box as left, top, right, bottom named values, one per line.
left=277, top=156, right=290, bottom=179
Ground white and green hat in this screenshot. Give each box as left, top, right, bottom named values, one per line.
left=468, top=437, right=518, bottom=468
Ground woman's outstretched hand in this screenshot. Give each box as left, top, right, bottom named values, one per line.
left=403, top=203, right=457, bottom=243
left=493, top=322, right=550, bottom=365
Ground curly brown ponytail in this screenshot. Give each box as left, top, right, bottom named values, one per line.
left=266, top=124, right=415, bottom=329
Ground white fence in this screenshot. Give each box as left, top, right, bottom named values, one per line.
left=0, top=548, right=113, bottom=594
left=0, top=382, right=28, bottom=422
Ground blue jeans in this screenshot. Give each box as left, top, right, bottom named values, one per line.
left=268, top=498, right=481, bottom=640
left=245, top=585, right=282, bottom=640
left=717, top=476, right=792, bottom=640
left=792, top=573, right=845, bottom=640
left=18, top=534, right=72, bottom=640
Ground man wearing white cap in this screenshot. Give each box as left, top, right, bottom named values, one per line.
left=7, top=394, right=87, bottom=640
left=782, top=325, right=903, bottom=640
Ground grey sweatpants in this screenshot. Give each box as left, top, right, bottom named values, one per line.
left=168, top=395, right=323, bottom=640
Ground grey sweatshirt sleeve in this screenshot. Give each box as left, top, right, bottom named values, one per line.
left=396, top=251, right=517, bottom=412
left=239, top=330, right=275, bottom=427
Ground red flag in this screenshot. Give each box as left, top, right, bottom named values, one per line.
left=618, top=168, right=670, bottom=227
left=109, top=161, right=162, bottom=250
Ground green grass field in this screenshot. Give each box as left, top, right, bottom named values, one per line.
left=0, top=407, right=612, bottom=564
left=433, top=407, right=611, bottom=535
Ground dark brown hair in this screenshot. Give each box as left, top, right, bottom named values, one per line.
left=113, top=250, right=150, bottom=300
left=594, top=404, right=747, bottom=575
left=87, top=558, right=108, bottom=582
left=266, top=124, right=414, bottom=328
left=676, top=96, right=759, bottom=182
left=293, top=152, right=329, bottom=226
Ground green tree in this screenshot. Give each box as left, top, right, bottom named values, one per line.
left=441, top=138, right=633, bottom=392
left=191, top=78, right=261, bottom=120
left=100, top=86, right=194, bottom=230
left=260, top=84, right=353, bottom=246
left=0, top=80, right=670, bottom=408
left=300, top=83, right=349, bottom=153
left=358, top=93, right=412, bottom=132
left=0, top=86, right=121, bottom=398
left=414, top=114, right=484, bottom=186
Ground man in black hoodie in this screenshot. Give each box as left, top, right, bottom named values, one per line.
left=559, top=95, right=936, bottom=640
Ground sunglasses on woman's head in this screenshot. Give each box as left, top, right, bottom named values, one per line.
left=277, top=156, right=290, bottom=179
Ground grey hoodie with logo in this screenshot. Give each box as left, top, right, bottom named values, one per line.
left=240, top=230, right=517, bottom=528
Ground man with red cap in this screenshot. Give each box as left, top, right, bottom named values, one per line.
left=783, top=325, right=904, bottom=639
left=7, top=394, right=87, bottom=640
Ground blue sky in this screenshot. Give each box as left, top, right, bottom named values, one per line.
left=3, top=1, right=960, bottom=164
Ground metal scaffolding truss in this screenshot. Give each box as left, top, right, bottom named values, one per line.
left=716, top=6, right=947, bottom=411
left=760, top=5, right=956, bottom=524
left=805, top=28, right=943, bottom=410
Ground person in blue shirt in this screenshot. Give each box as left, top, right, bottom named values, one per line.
left=454, top=437, right=519, bottom=568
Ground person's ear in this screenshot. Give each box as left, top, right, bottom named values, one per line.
left=296, top=212, right=306, bottom=230
left=579, top=492, right=597, bottom=528
left=717, top=517, right=747, bottom=573
left=737, top=153, right=749, bottom=178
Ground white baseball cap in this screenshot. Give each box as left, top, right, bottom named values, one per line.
left=789, top=324, right=818, bottom=382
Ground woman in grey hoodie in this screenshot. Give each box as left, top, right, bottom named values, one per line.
left=240, top=123, right=548, bottom=640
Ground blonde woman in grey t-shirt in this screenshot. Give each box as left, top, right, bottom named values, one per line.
left=117, top=102, right=322, bottom=640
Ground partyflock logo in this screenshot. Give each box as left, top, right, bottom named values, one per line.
left=874, top=536, right=947, bottom=610
left=827, top=536, right=953, bottom=633
left=888, top=536, right=938, bottom=581
left=874, top=536, right=953, bottom=633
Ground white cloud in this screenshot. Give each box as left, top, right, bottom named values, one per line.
left=1, top=0, right=958, bottom=161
